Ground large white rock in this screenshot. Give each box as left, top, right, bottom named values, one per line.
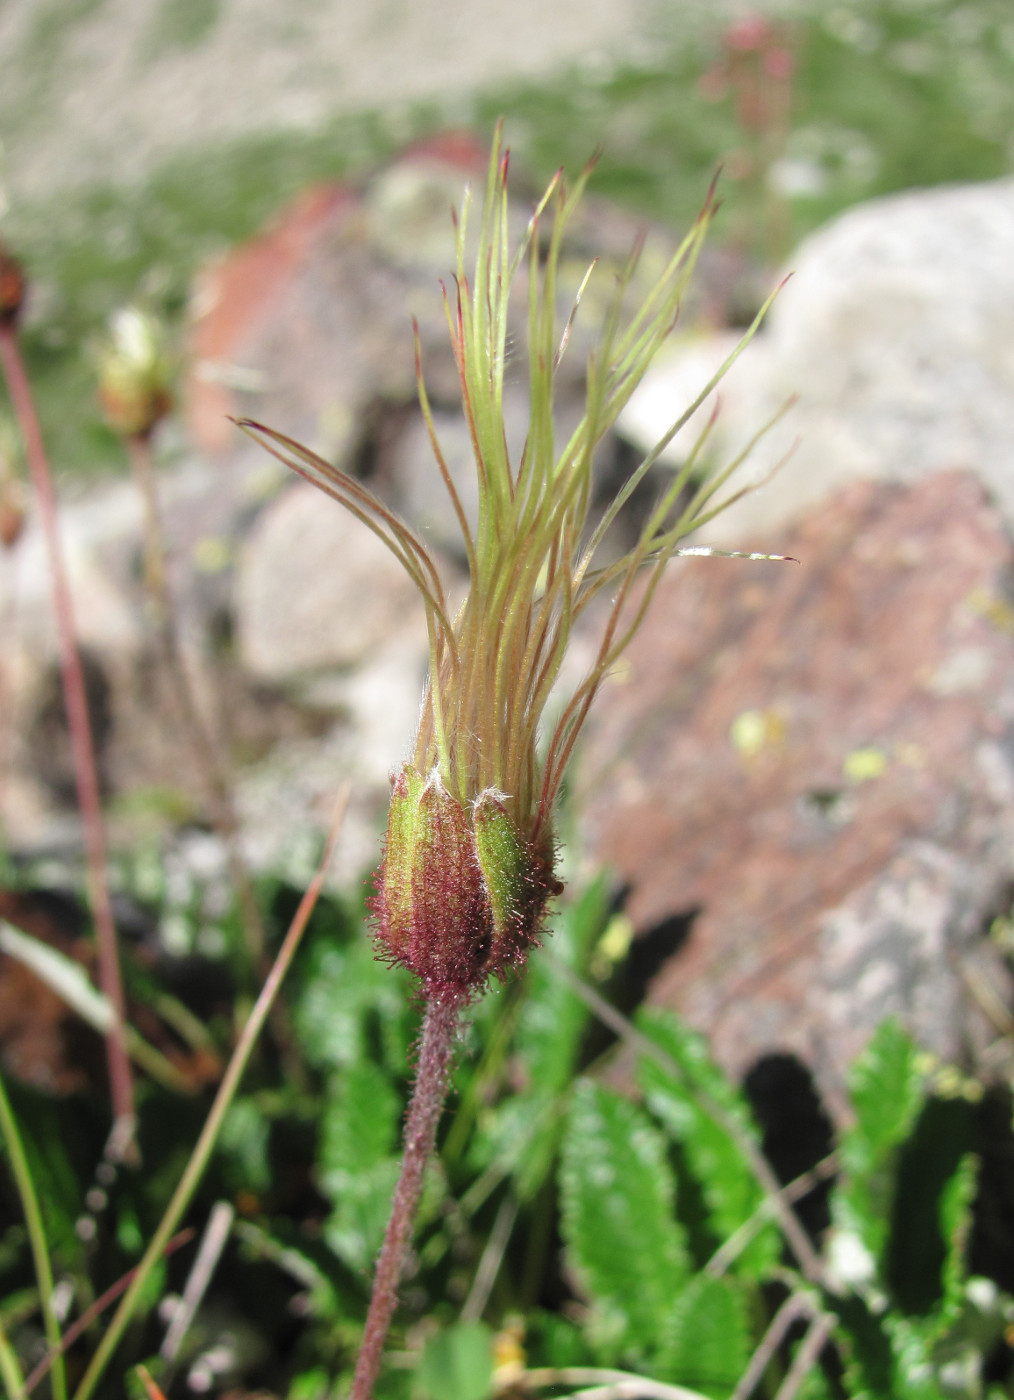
left=619, top=177, right=1014, bottom=547
left=234, top=479, right=425, bottom=683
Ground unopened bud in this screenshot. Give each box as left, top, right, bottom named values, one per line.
left=0, top=244, right=26, bottom=326
left=0, top=489, right=25, bottom=547
left=98, top=307, right=173, bottom=438
left=372, top=765, right=556, bottom=997
left=0, top=417, right=26, bottom=546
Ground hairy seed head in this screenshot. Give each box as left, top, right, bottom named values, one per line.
left=372, top=764, right=558, bottom=997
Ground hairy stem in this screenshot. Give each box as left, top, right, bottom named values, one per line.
left=0, top=322, right=135, bottom=1154
left=352, top=993, right=461, bottom=1400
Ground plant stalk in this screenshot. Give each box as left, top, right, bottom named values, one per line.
left=70, top=785, right=348, bottom=1400
left=125, top=431, right=269, bottom=976
left=0, top=322, right=135, bottom=1154
left=0, top=1072, right=67, bottom=1400
left=126, top=432, right=308, bottom=1089
left=351, top=992, right=461, bottom=1400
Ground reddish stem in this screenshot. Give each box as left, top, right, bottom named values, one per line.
left=351, top=993, right=461, bottom=1400
left=0, top=323, right=135, bottom=1152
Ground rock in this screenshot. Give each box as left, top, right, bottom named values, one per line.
left=388, top=385, right=536, bottom=561
left=579, top=471, right=1014, bottom=1118
left=234, top=479, right=426, bottom=683
left=0, top=478, right=144, bottom=661
left=186, top=137, right=492, bottom=458
left=616, top=328, right=747, bottom=466
left=617, top=178, right=1014, bottom=548
left=188, top=183, right=361, bottom=453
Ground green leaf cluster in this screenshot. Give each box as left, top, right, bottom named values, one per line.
left=3, top=873, right=1011, bottom=1400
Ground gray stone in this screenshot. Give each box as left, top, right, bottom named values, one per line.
left=389, top=386, right=534, bottom=560
left=234, top=479, right=425, bottom=683
left=618, top=178, right=1014, bottom=549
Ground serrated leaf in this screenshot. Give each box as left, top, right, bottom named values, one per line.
left=516, top=876, right=610, bottom=1095
left=936, top=1154, right=978, bottom=1333
left=295, top=933, right=415, bottom=1075
left=417, top=1322, right=494, bottom=1400
left=4, top=1091, right=86, bottom=1270
left=836, top=1295, right=897, bottom=1400
left=472, top=878, right=609, bottom=1199
left=322, top=1158, right=402, bottom=1274
left=219, top=1097, right=272, bottom=1193
left=848, top=1021, right=926, bottom=1162
left=320, top=1060, right=400, bottom=1175
left=835, top=1020, right=928, bottom=1269
left=318, top=1060, right=402, bottom=1273
left=526, top=1309, right=587, bottom=1369
left=662, top=1274, right=750, bottom=1397
left=884, top=1096, right=976, bottom=1319
left=884, top=1315, right=950, bottom=1400
left=635, top=1008, right=778, bottom=1281
left=560, top=1079, right=690, bottom=1356
left=794, top=1367, right=836, bottom=1400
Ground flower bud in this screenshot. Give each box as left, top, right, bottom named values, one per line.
left=0, top=487, right=25, bottom=548
left=98, top=307, right=173, bottom=439
left=372, top=765, right=555, bottom=998
left=0, top=417, right=26, bottom=547
left=0, top=245, right=26, bottom=327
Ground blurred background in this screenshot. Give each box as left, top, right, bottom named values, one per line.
left=4, top=2, right=1014, bottom=1397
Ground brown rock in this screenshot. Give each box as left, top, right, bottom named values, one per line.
left=185, top=133, right=490, bottom=456
left=579, top=471, right=1014, bottom=1117
left=188, top=183, right=359, bottom=451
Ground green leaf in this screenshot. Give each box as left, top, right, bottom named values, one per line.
left=294, top=930, right=415, bottom=1076
left=1, top=1090, right=85, bottom=1271
left=835, top=1019, right=927, bottom=1269
left=318, top=1060, right=402, bottom=1273
left=517, top=876, right=610, bottom=1095
left=526, top=1310, right=587, bottom=1369
left=220, top=1097, right=272, bottom=1194
left=836, top=1295, right=900, bottom=1400
left=936, top=1154, right=978, bottom=1334
left=884, top=1315, right=950, bottom=1400
left=849, top=1020, right=926, bottom=1163
left=417, top=1322, right=494, bottom=1400
left=481, top=877, right=609, bottom=1197
left=662, top=1274, right=750, bottom=1397
left=322, top=1158, right=401, bottom=1275
left=635, top=1008, right=778, bottom=1280
left=560, top=1079, right=690, bottom=1356
left=287, top=1367, right=331, bottom=1400
left=837, top=1303, right=953, bottom=1400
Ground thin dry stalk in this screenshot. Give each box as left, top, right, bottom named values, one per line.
left=707, top=1154, right=838, bottom=1278
left=22, top=1230, right=195, bottom=1396
left=771, top=1312, right=836, bottom=1400
left=521, top=1368, right=712, bottom=1400
left=0, top=323, right=135, bottom=1153
left=730, top=1291, right=816, bottom=1400
left=159, top=1200, right=234, bottom=1366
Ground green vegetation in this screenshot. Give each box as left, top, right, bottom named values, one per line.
left=3, top=4, right=1014, bottom=1395
left=1, top=868, right=1008, bottom=1397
